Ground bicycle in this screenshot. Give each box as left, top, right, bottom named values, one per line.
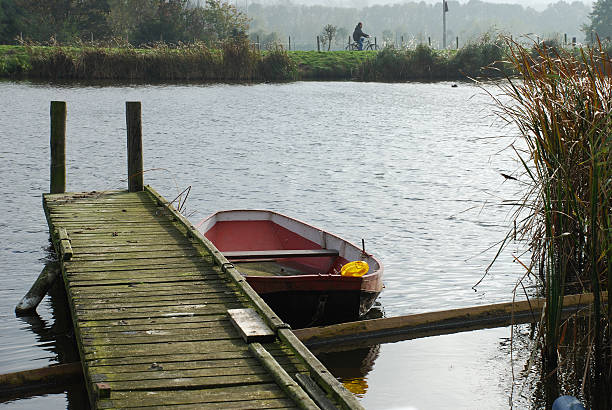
left=345, top=38, right=379, bottom=51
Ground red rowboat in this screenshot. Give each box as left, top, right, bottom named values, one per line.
left=196, top=210, right=384, bottom=328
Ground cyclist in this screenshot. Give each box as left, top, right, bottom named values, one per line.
left=352, top=22, right=370, bottom=51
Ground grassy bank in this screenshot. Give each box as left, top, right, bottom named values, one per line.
left=0, top=42, right=297, bottom=82
left=0, top=41, right=508, bottom=82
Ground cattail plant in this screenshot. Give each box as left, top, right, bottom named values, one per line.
left=487, top=38, right=611, bottom=406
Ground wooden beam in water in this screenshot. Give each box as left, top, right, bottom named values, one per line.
left=294, top=292, right=609, bottom=350
left=0, top=362, right=82, bottom=401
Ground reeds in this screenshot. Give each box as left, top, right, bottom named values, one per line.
left=488, top=38, right=611, bottom=406
left=12, top=40, right=296, bottom=82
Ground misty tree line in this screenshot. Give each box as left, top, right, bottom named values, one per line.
left=248, top=0, right=612, bottom=50
left=1, top=0, right=611, bottom=48
left=0, top=0, right=248, bottom=45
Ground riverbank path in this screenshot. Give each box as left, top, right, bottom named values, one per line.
left=43, top=186, right=362, bottom=410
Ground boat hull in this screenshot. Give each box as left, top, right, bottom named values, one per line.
left=197, top=210, right=384, bottom=328
left=256, top=288, right=380, bottom=329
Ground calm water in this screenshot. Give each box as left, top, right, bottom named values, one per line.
left=0, top=80, right=534, bottom=409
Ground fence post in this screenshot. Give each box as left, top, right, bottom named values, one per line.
left=456, top=36, right=458, bottom=49
left=348, top=36, right=351, bottom=47
left=375, top=37, right=377, bottom=48
left=257, top=35, right=260, bottom=51
left=50, top=101, right=66, bottom=194
left=564, top=33, right=567, bottom=46
left=317, top=35, right=320, bottom=52
left=289, top=36, right=291, bottom=51
left=126, top=102, right=143, bottom=192
left=428, top=36, right=431, bottom=46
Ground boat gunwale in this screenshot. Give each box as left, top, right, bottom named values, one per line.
left=196, top=209, right=384, bottom=286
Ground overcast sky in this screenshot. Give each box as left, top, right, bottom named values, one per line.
left=249, top=0, right=593, bottom=12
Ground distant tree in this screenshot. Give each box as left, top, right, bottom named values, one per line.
left=249, top=30, right=280, bottom=50
left=0, top=0, right=24, bottom=43
left=335, top=26, right=348, bottom=46
left=321, top=24, right=336, bottom=51
left=382, top=29, right=393, bottom=46
left=583, top=0, right=612, bottom=42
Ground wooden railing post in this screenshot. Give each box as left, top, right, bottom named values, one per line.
left=126, top=101, right=143, bottom=192
left=50, top=101, right=66, bottom=194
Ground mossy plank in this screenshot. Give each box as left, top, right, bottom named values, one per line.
left=104, top=398, right=298, bottom=409
left=73, top=289, right=237, bottom=302
left=104, top=373, right=274, bottom=391
left=70, top=244, right=201, bottom=253
left=71, top=281, right=233, bottom=297
left=92, top=364, right=267, bottom=382
left=72, top=287, right=235, bottom=301
left=73, top=295, right=243, bottom=310
left=81, top=329, right=241, bottom=346
left=70, top=238, right=195, bottom=247
left=75, top=302, right=244, bottom=321
left=68, top=277, right=223, bottom=287
left=88, top=356, right=301, bottom=375
left=80, top=321, right=235, bottom=337
left=65, top=257, right=212, bottom=269
left=96, top=383, right=287, bottom=408
left=69, top=250, right=203, bottom=261
left=86, top=351, right=254, bottom=367
left=66, top=269, right=218, bottom=281
left=77, top=315, right=229, bottom=328
left=83, top=339, right=247, bottom=359
left=65, top=261, right=216, bottom=273
left=54, top=220, right=174, bottom=227
left=67, top=230, right=183, bottom=237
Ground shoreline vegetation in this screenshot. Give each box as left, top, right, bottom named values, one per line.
left=0, top=38, right=513, bottom=83
left=489, top=39, right=611, bottom=408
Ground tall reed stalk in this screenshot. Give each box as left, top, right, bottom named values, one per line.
left=488, top=39, right=611, bottom=406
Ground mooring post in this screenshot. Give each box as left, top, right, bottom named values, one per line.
left=126, top=101, right=143, bottom=192
left=50, top=101, right=66, bottom=194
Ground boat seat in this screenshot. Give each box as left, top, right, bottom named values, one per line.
left=223, top=249, right=339, bottom=260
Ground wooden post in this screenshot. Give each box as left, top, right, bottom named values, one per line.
left=456, top=36, right=459, bottom=49
left=257, top=35, right=260, bottom=51
left=442, top=0, right=447, bottom=48
left=50, top=101, right=66, bottom=194
left=428, top=36, right=431, bottom=46
left=564, top=33, right=567, bottom=46
left=348, top=36, right=351, bottom=47
left=374, top=37, right=377, bottom=48
left=126, top=102, right=143, bottom=192
left=288, top=36, right=291, bottom=51
left=317, top=35, right=320, bottom=52
left=15, top=263, right=60, bottom=314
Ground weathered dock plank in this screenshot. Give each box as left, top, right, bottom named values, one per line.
left=44, top=189, right=362, bottom=409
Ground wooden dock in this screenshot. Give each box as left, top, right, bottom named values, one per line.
left=38, top=101, right=362, bottom=409
left=43, top=187, right=362, bottom=409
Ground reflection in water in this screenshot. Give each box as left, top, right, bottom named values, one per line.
left=7, top=259, right=89, bottom=409
left=317, top=345, right=380, bottom=398
left=314, top=303, right=384, bottom=398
